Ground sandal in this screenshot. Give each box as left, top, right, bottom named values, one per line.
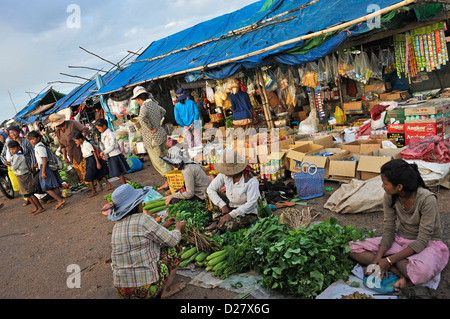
left=275, top=201, right=296, bottom=209
left=55, top=201, right=66, bottom=210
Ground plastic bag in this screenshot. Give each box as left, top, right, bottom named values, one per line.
left=263, top=70, right=278, bottom=92
left=318, top=58, right=327, bottom=83
left=330, top=53, right=338, bottom=80
left=247, top=78, right=255, bottom=95
left=370, top=52, right=383, bottom=80
left=206, top=84, right=215, bottom=103
left=301, top=62, right=319, bottom=89
left=334, top=105, right=346, bottom=124
left=274, top=67, right=289, bottom=90
left=361, top=51, right=372, bottom=83
left=298, top=109, right=319, bottom=134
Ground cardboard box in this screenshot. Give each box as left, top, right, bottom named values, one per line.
left=341, top=139, right=396, bottom=155
left=386, top=109, right=405, bottom=124
left=380, top=91, right=411, bottom=101
left=405, top=132, right=443, bottom=145
left=365, top=83, right=388, bottom=94
left=292, top=111, right=309, bottom=121
left=259, top=151, right=289, bottom=171
left=286, top=144, right=324, bottom=173
left=404, top=105, right=444, bottom=116
left=257, top=136, right=295, bottom=156
left=299, top=134, right=335, bottom=148
left=328, top=155, right=360, bottom=179
left=387, top=133, right=406, bottom=148
left=405, top=122, right=444, bottom=135
left=357, top=155, right=392, bottom=180
left=343, top=101, right=363, bottom=112
left=301, top=148, right=350, bottom=178
left=363, top=100, right=381, bottom=112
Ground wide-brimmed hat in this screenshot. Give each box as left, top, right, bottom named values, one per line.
left=49, top=114, right=66, bottom=129
left=131, top=86, right=148, bottom=100
left=176, top=88, right=190, bottom=101
left=161, top=145, right=192, bottom=166
left=214, top=149, right=248, bottom=176
left=106, top=184, right=152, bottom=222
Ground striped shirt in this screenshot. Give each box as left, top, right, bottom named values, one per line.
left=138, top=99, right=168, bottom=149
left=111, top=213, right=181, bottom=288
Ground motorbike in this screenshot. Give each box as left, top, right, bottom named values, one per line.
left=0, top=161, right=15, bottom=199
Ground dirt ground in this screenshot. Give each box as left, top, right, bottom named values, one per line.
left=0, top=156, right=449, bottom=300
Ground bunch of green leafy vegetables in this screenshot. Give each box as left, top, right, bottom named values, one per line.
left=167, top=200, right=211, bottom=230
left=211, top=215, right=290, bottom=279
left=211, top=216, right=371, bottom=298
left=261, top=217, right=370, bottom=298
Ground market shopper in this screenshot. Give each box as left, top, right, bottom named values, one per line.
left=205, top=149, right=260, bottom=233
left=1, top=126, right=37, bottom=207
left=161, top=146, right=210, bottom=207
left=95, top=119, right=130, bottom=185
left=72, top=132, right=113, bottom=198
left=8, top=141, right=44, bottom=215
left=49, top=114, right=89, bottom=184
left=174, top=88, right=201, bottom=149
left=27, top=131, right=66, bottom=210
left=349, top=159, right=449, bottom=292
left=106, top=183, right=187, bottom=299
left=133, top=86, right=172, bottom=191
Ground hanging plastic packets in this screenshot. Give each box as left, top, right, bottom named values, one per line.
left=315, top=90, right=326, bottom=121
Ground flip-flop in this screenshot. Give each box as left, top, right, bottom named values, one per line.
left=55, top=201, right=66, bottom=210
left=275, top=201, right=297, bottom=209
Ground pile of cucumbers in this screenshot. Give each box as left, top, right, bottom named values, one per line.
left=179, top=246, right=229, bottom=276
left=143, top=197, right=166, bottom=214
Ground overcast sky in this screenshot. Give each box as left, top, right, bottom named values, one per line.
left=0, top=0, right=257, bottom=124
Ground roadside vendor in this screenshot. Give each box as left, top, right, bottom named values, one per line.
left=161, top=146, right=210, bottom=207
left=49, top=114, right=89, bottom=183
left=106, top=183, right=187, bottom=299
left=205, top=149, right=260, bottom=233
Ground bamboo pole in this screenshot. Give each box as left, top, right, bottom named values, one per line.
left=79, top=46, right=122, bottom=71
left=68, top=66, right=107, bottom=73
left=102, top=0, right=417, bottom=95
left=256, top=69, right=274, bottom=130
left=60, top=73, right=91, bottom=81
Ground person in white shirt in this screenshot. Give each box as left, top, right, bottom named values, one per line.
left=206, top=149, right=260, bottom=233
left=95, top=119, right=130, bottom=185
left=72, top=132, right=113, bottom=198
left=27, top=131, right=66, bottom=210
left=8, top=140, right=45, bottom=215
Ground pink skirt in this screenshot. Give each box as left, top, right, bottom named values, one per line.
left=350, top=235, right=449, bottom=285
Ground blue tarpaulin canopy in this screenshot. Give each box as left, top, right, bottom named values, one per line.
left=48, top=68, right=121, bottom=115
left=14, top=88, right=65, bottom=123
left=95, top=0, right=413, bottom=95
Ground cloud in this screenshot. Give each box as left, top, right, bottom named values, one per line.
left=0, top=0, right=258, bottom=123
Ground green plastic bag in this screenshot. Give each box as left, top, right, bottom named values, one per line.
left=257, top=197, right=272, bottom=219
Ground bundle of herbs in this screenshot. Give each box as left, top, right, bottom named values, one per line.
left=167, top=200, right=211, bottom=230
left=262, top=217, right=370, bottom=298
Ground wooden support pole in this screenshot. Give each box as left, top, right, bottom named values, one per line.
left=79, top=46, right=122, bottom=71
left=256, top=69, right=274, bottom=130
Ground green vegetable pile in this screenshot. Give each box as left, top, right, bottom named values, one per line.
left=167, top=200, right=211, bottom=230
left=208, top=216, right=370, bottom=299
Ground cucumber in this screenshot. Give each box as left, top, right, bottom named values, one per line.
left=213, top=261, right=226, bottom=272
left=181, top=246, right=198, bottom=260
left=179, top=251, right=200, bottom=268
left=207, top=253, right=228, bottom=267
left=147, top=205, right=167, bottom=214
left=205, top=265, right=214, bottom=271
left=195, top=252, right=209, bottom=262
left=206, top=250, right=227, bottom=261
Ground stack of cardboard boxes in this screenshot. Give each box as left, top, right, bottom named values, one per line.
left=387, top=100, right=449, bottom=146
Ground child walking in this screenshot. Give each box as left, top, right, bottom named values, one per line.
left=8, top=140, right=45, bottom=215
left=27, top=131, right=66, bottom=210
left=349, top=159, right=449, bottom=292
left=72, top=132, right=113, bottom=198
left=94, top=119, right=130, bottom=185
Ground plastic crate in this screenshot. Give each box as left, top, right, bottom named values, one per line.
left=293, top=163, right=325, bottom=200
left=164, top=170, right=184, bottom=194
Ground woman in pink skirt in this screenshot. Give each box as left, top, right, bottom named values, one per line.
left=349, top=159, right=449, bottom=292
